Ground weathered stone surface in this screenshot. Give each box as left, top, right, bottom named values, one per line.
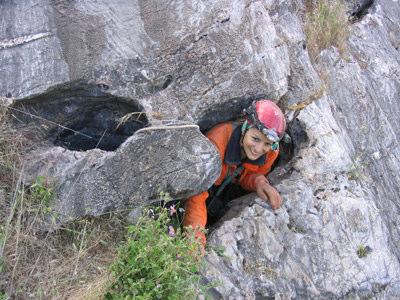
left=24, top=122, right=221, bottom=224
left=1, top=0, right=400, bottom=298
left=204, top=98, right=400, bottom=299
left=314, top=0, right=400, bottom=261
left=1, top=0, right=290, bottom=128
left=201, top=0, right=400, bottom=298
left=270, top=1, right=324, bottom=110
left=2, top=0, right=291, bottom=223
left=0, top=1, right=69, bottom=99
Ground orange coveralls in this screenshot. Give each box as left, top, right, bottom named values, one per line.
left=183, top=122, right=279, bottom=245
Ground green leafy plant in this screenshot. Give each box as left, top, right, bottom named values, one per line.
left=0, top=292, right=9, bottom=300
left=305, top=0, right=349, bottom=62
left=30, top=176, right=54, bottom=213
left=356, top=245, right=371, bottom=258
left=1, top=109, right=130, bottom=299
left=105, top=206, right=207, bottom=300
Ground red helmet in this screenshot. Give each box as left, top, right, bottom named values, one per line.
left=243, top=100, right=286, bottom=142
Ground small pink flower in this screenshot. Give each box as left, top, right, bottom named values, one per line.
left=168, top=225, right=175, bottom=237
left=169, top=205, right=177, bottom=216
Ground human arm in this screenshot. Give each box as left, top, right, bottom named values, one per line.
left=183, top=191, right=209, bottom=246
left=254, top=175, right=282, bottom=210
left=239, top=150, right=282, bottom=209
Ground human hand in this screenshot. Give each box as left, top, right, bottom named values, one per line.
left=254, top=176, right=282, bottom=210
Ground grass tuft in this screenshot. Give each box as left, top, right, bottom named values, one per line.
left=305, top=0, right=349, bottom=62
left=105, top=206, right=208, bottom=299
left=356, top=245, right=372, bottom=258
left=0, top=105, right=127, bottom=298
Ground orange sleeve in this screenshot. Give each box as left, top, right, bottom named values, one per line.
left=239, top=150, right=279, bottom=191
left=183, top=191, right=209, bottom=245
left=239, top=172, right=265, bottom=191
left=183, top=123, right=233, bottom=246
left=205, top=123, right=231, bottom=160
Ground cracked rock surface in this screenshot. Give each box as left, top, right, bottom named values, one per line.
left=1, top=0, right=400, bottom=298
left=202, top=0, right=400, bottom=298
left=204, top=98, right=400, bottom=299
left=23, top=122, right=221, bottom=224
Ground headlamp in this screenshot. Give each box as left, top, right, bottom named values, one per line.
left=261, top=127, right=280, bottom=143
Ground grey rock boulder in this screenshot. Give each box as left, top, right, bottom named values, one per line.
left=2, top=0, right=400, bottom=298
left=24, top=122, right=221, bottom=224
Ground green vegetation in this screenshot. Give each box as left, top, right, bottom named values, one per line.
left=106, top=206, right=206, bottom=300
left=0, top=292, right=9, bottom=300
left=305, top=0, right=349, bottom=62
left=356, top=245, right=371, bottom=258
left=346, top=155, right=367, bottom=181
left=29, top=175, right=54, bottom=214
left=0, top=106, right=125, bottom=299
left=0, top=106, right=210, bottom=299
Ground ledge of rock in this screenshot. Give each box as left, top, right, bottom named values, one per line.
left=23, top=121, right=220, bottom=225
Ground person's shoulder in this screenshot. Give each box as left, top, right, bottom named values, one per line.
left=206, top=122, right=234, bottom=136
left=205, top=122, right=234, bottom=148
left=263, top=149, right=279, bottom=167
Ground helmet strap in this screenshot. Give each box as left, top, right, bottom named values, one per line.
left=241, top=120, right=252, bottom=135
left=241, top=121, right=247, bottom=134
left=271, top=142, right=279, bottom=151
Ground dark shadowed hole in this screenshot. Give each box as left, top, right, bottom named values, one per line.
left=52, top=102, right=148, bottom=151
left=10, top=84, right=149, bottom=151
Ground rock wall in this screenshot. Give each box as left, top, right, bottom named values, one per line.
left=203, top=0, right=400, bottom=298
left=1, top=0, right=399, bottom=298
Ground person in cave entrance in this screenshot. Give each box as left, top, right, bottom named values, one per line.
left=183, top=99, right=286, bottom=250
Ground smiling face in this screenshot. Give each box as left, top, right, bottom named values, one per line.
left=241, top=127, right=273, bottom=160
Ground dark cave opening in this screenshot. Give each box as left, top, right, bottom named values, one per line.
left=10, top=84, right=149, bottom=151
left=198, top=107, right=308, bottom=225
left=52, top=102, right=148, bottom=151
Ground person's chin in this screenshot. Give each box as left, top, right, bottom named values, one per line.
left=247, top=151, right=261, bottom=161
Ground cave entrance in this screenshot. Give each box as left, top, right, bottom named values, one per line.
left=199, top=113, right=307, bottom=226
left=52, top=102, right=148, bottom=151
left=10, top=84, right=149, bottom=151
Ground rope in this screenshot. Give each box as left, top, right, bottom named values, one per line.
left=135, top=123, right=199, bottom=134
left=1, top=104, right=95, bottom=140
left=2, top=104, right=200, bottom=138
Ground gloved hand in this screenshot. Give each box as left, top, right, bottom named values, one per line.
left=254, top=176, right=282, bottom=210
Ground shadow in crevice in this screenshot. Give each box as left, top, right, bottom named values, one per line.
left=274, top=117, right=309, bottom=167
left=348, top=0, right=375, bottom=23
left=197, top=97, right=259, bottom=133
left=52, top=102, right=147, bottom=151
left=10, top=82, right=149, bottom=151
left=202, top=114, right=309, bottom=226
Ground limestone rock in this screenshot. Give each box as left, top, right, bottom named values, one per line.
left=202, top=0, right=400, bottom=295
left=204, top=98, right=400, bottom=299
left=1, top=0, right=400, bottom=298
left=1, top=0, right=290, bottom=127
left=24, top=122, right=221, bottom=224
